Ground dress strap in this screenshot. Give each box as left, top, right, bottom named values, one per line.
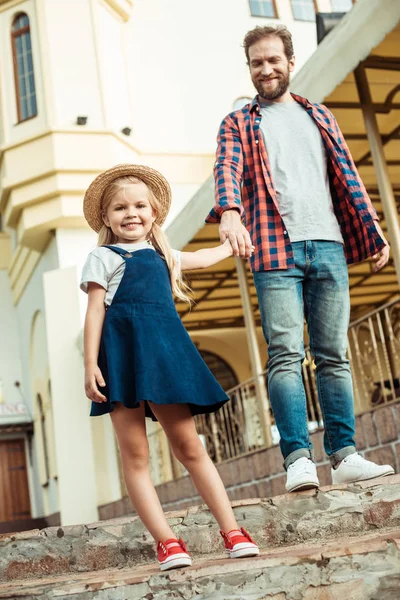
left=102, top=245, right=133, bottom=259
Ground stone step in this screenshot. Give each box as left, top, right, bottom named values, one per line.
left=1, top=475, right=400, bottom=583
left=1, top=528, right=400, bottom=599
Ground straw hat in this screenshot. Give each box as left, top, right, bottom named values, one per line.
left=83, top=164, right=172, bottom=233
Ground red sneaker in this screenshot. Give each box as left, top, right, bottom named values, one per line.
left=220, top=527, right=260, bottom=558
left=157, top=538, right=192, bottom=571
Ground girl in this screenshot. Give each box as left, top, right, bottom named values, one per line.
left=81, top=164, right=259, bottom=571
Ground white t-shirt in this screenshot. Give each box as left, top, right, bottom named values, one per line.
left=80, top=241, right=181, bottom=306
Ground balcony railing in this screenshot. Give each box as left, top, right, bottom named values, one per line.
left=146, top=298, right=400, bottom=483
left=193, top=296, right=400, bottom=464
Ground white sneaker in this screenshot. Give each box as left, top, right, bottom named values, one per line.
left=285, top=457, right=320, bottom=492
left=331, top=453, right=395, bottom=485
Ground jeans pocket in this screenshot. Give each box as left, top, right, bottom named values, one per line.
left=316, top=243, right=348, bottom=290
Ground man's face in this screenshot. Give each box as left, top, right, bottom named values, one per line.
left=248, top=36, right=295, bottom=101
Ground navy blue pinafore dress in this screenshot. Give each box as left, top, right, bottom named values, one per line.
left=90, top=246, right=229, bottom=419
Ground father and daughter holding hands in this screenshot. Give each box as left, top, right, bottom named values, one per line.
left=80, top=25, right=394, bottom=571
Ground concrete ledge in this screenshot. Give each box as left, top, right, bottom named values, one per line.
left=0, top=528, right=399, bottom=599
left=99, top=401, right=400, bottom=520
left=1, top=475, right=400, bottom=582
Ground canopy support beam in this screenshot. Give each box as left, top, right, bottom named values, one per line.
left=235, top=257, right=272, bottom=447
left=354, top=64, right=400, bottom=287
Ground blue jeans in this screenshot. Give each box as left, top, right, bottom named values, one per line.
left=254, top=241, right=356, bottom=469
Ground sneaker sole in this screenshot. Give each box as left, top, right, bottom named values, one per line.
left=227, top=546, right=260, bottom=559
left=286, top=480, right=320, bottom=493
left=332, top=467, right=395, bottom=485
left=159, top=556, right=192, bottom=571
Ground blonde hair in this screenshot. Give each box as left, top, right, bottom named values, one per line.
left=98, top=176, right=192, bottom=304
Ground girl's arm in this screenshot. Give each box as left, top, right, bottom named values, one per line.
left=84, top=283, right=107, bottom=403
left=180, top=238, right=253, bottom=271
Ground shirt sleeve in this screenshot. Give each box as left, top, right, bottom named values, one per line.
left=172, top=249, right=182, bottom=269
left=326, top=107, right=379, bottom=222
left=206, top=113, right=245, bottom=224
left=80, top=253, right=109, bottom=294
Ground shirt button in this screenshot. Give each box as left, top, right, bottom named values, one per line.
left=255, top=139, right=259, bottom=144
left=283, top=230, right=288, bottom=235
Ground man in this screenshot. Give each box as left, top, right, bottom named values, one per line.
left=206, top=25, right=394, bottom=492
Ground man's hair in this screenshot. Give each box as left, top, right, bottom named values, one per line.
left=243, top=25, right=294, bottom=63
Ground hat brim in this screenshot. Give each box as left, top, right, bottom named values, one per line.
left=83, top=164, right=172, bottom=233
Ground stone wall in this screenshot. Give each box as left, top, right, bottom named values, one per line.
left=98, top=400, right=400, bottom=520
left=0, top=512, right=61, bottom=535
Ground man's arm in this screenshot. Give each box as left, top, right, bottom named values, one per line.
left=329, top=110, right=379, bottom=219
left=329, top=110, right=390, bottom=271
left=206, top=115, right=252, bottom=258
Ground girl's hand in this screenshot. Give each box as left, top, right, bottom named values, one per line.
left=223, top=238, right=234, bottom=256
left=180, top=239, right=255, bottom=270
left=85, top=365, right=107, bottom=403
left=223, top=237, right=255, bottom=257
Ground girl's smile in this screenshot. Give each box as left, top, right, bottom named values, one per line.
left=102, top=182, right=156, bottom=243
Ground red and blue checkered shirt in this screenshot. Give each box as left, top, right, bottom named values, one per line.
left=206, top=93, right=384, bottom=272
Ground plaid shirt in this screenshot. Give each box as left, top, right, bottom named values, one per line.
left=206, top=93, right=384, bottom=272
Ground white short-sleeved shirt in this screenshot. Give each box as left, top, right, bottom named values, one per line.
left=80, top=242, right=181, bottom=306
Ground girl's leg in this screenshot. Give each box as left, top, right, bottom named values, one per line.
left=110, top=402, right=175, bottom=542
left=149, top=403, right=239, bottom=533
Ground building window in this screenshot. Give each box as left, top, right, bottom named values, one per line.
left=12, top=13, right=37, bottom=123
left=37, top=394, right=50, bottom=483
left=331, top=0, right=353, bottom=11
left=291, top=0, right=316, bottom=21
left=249, top=0, right=277, bottom=18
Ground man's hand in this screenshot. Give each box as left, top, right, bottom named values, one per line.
left=373, top=245, right=390, bottom=272
left=219, top=210, right=253, bottom=259
left=373, top=221, right=390, bottom=272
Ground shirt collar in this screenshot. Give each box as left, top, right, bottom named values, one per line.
left=249, top=92, right=336, bottom=141
left=250, top=92, right=312, bottom=113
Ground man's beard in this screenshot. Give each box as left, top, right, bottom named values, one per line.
left=253, top=69, right=290, bottom=101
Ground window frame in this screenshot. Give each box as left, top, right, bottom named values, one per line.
left=248, top=0, right=279, bottom=19
left=290, top=0, right=318, bottom=22
left=198, top=350, right=238, bottom=391
left=36, top=393, right=51, bottom=486
left=11, top=12, right=38, bottom=124
left=330, top=0, right=355, bottom=11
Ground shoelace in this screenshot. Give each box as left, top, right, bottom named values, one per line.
left=158, top=538, right=187, bottom=556
left=227, top=530, right=243, bottom=540
left=288, top=459, right=312, bottom=475
left=343, top=453, right=364, bottom=465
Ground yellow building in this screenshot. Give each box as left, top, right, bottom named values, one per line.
left=0, top=0, right=399, bottom=532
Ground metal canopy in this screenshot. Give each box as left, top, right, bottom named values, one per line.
left=168, top=0, right=400, bottom=331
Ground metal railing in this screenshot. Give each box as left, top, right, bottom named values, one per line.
left=193, top=297, right=400, bottom=465
left=146, top=298, right=400, bottom=482
left=348, top=297, right=400, bottom=413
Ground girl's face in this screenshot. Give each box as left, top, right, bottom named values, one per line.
left=102, top=182, right=156, bottom=244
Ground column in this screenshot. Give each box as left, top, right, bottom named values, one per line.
left=354, top=64, right=400, bottom=286
left=43, top=266, right=98, bottom=525
left=235, top=258, right=272, bottom=446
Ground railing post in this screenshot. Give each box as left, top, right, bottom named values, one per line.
left=348, top=298, right=400, bottom=412
left=209, top=412, right=223, bottom=463
left=383, top=308, right=400, bottom=378
left=235, top=257, right=272, bottom=446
